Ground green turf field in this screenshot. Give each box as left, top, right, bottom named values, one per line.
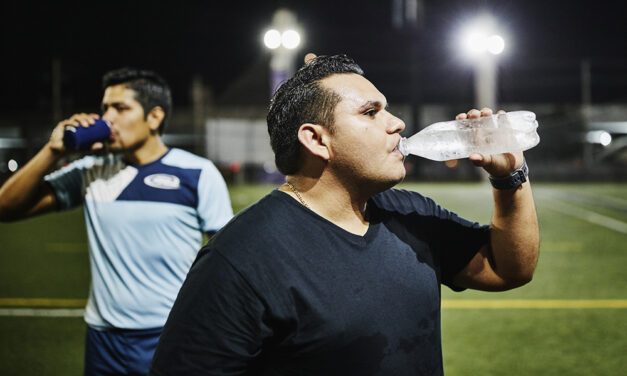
left=1, top=182, right=625, bottom=375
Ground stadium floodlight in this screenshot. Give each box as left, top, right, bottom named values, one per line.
left=586, top=130, right=612, bottom=146
left=8, top=159, right=18, bottom=172
left=464, top=31, right=488, bottom=55
left=459, top=14, right=506, bottom=59
left=455, top=13, right=507, bottom=112
left=264, top=8, right=302, bottom=96
left=281, top=29, right=301, bottom=49
left=264, top=29, right=282, bottom=49
left=462, top=30, right=505, bottom=56
left=463, top=33, right=505, bottom=56
left=487, top=35, right=505, bottom=55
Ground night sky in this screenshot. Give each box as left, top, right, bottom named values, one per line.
left=3, top=0, right=627, bottom=116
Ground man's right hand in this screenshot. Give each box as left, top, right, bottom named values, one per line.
left=49, top=113, right=100, bottom=152
left=0, top=113, right=101, bottom=221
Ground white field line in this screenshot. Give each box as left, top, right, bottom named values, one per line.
left=443, top=299, right=627, bottom=309
left=549, top=188, right=627, bottom=209
left=1, top=301, right=626, bottom=317
left=0, top=308, right=85, bottom=317
left=543, top=199, right=627, bottom=235
left=0, top=298, right=86, bottom=307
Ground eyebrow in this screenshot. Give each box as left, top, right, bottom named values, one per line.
left=358, top=100, right=389, bottom=112
left=101, top=101, right=127, bottom=109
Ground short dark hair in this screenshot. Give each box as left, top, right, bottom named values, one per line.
left=267, top=54, right=364, bottom=175
left=102, top=68, right=172, bottom=135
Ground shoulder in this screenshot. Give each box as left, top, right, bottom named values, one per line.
left=212, top=191, right=284, bottom=237
left=371, top=188, right=488, bottom=232
left=162, top=148, right=218, bottom=171
left=370, top=188, right=439, bottom=216
left=207, top=191, right=298, bottom=255
left=194, top=191, right=308, bottom=297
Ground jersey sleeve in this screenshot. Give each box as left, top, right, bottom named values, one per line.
left=150, top=248, right=271, bottom=375
left=44, top=157, right=90, bottom=210
left=197, top=162, right=233, bottom=234
left=372, top=189, right=490, bottom=291
left=427, top=200, right=490, bottom=290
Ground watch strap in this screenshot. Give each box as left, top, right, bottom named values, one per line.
left=489, top=159, right=529, bottom=190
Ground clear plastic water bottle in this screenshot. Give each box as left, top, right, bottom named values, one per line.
left=397, top=111, right=540, bottom=161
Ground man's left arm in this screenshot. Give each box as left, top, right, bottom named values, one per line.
left=452, top=108, right=540, bottom=291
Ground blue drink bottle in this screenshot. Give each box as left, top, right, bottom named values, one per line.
left=63, top=119, right=112, bottom=150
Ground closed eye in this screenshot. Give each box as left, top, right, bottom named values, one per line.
left=102, top=103, right=130, bottom=113
left=363, top=109, right=378, bottom=117
left=360, top=100, right=389, bottom=118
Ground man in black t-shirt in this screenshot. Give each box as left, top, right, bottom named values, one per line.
left=150, top=54, right=539, bottom=375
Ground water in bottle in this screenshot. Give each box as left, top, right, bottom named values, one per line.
left=397, top=111, right=540, bottom=161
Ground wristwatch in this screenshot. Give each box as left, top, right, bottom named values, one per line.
left=489, top=159, right=529, bottom=190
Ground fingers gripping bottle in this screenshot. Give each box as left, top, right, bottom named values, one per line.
left=397, top=111, right=540, bottom=161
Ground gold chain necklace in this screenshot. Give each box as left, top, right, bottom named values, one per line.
left=285, top=181, right=309, bottom=208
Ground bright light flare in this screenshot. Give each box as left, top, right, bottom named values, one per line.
left=586, top=131, right=612, bottom=146
left=264, top=29, right=281, bottom=49
left=464, top=31, right=488, bottom=54
left=487, top=35, right=505, bottom=54
left=463, top=30, right=505, bottom=56
left=264, top=29, right=301, bottom=50
left=8, top=159, right=18, bottom=172
left=281, top=30, right=301, bottom=49
left=458, top=14, right=506, bottom=59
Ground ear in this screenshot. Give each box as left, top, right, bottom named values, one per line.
left=147, top=106, right=165, bottom=133
left=297, top=123, right=331, bottom=161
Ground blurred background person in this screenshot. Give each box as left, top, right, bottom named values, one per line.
left=0, top=68, right=233, bottom=375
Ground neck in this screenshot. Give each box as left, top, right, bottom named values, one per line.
left=282, top=173, right=370, bottom=235
left=122, top=135, right=168, bottom=165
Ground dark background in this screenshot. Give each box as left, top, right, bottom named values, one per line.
left=3, top=0, right=627, bottom=113
left=2, top=0, right=626, bottom=182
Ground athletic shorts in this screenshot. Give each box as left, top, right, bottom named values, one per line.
left=84, top=326, right=162, bottom=376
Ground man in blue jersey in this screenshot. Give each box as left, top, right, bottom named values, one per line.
left=0, top=68, right=233, bottom=375
left=150, top=54, right=539, bottom=376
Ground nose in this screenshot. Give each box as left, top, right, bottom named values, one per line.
left=101, top=108, right=115, bottom=123
left=386, top=113, right=405, bottom=134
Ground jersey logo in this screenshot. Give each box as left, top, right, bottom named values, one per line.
left=143, top=173, right=180, bottom=190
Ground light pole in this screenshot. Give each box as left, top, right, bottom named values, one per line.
left=459, top=14, right=506, bottom=110
left=263, top=8, right=302, bottom=96
left=455, top=14, right=506, bottom=178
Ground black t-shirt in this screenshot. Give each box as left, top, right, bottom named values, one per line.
left=150, top=189, right=489, bottom=376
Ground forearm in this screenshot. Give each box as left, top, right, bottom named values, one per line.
left=488, top=179, right=540, bottom=285
left=0, top=143, right=62, bottom=221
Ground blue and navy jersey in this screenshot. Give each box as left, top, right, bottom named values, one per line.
left=45, top=148, right=233, bottom=330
